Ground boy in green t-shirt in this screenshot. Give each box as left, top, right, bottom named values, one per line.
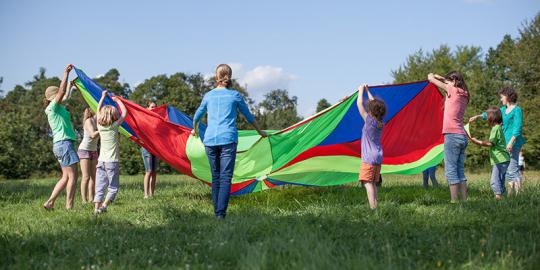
left=470, top=107, right=511, bottom=200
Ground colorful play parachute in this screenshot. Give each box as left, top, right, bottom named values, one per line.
left=73, top=67, right=444, bottom=195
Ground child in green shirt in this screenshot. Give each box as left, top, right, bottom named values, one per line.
left=43, top=64, right=79, bottom=210
left=470, top=107, right=510, bottom=200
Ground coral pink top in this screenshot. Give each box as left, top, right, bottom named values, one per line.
left=442, top=86, right=468, bottom=135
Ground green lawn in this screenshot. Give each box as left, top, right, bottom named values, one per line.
left=1, top=171, right=539, bottom=269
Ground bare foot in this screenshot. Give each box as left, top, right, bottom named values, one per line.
left=43, top=201, right=54, bottom=210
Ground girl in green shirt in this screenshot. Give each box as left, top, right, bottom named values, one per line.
left=470, top=107, right=510, bottom=200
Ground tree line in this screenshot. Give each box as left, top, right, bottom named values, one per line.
left=1, top=13, right=538, bottom=179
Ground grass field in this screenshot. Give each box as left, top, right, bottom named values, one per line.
left=1, top=171, right=539, bottom=269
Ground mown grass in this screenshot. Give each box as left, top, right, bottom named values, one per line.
left=1, top=171, right=539, bottom=269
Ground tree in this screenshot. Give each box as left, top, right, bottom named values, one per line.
left=316, top=98, right=331, bottom=113
left=255, top=89, right=302, bottom=130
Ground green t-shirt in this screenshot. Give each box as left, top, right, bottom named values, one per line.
left=45, top=99, right=77, bottom=143
left=489, top=124, right=511, bottom=165
left=98, top=121, right=120, bottom=162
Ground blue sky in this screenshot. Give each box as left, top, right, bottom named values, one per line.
left=1, top=0, right=538, bottom=116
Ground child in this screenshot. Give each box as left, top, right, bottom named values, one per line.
left=422, top=166, right=439, bottom=190
left=78, top=108, right=99, bottom=203
left=469, top=86, right=525, bottom=196
left=428, top=71, right=469, bottom=203
left=141, top=101, right=159, bottom=198
left=192, top=64, right=267, bottom=219
left=43, top=64, right=79, bottom=210
left=94, top=91, right=127, bottom=214
left=470, top=107, right=510, bottom=200
left=357, top=84, right=386, bottom=209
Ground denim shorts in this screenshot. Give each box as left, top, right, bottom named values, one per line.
left=141, top=148, right=159, bottom=172
left=444, top=134, right=468, bottom=185
left=53, top=140, right=80, bottom=167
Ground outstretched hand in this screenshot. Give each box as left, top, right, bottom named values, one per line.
left=65, top=64, right=74, bottom=73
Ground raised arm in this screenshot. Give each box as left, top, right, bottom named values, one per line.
left=356, top=84, right=368, bottom=120
left=112, top=96, right=127, bottom=125
left=96, top=90, right=107, bottom=119
left=365, top=85, right=375, bottom=101
left=55, top=64, right=74, bottom=104
left=427, top=73, right=448, bottom=95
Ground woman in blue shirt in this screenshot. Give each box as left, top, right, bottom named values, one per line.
left=470, top=86, right=526, bottom=195
left=192, top=64, right=267, bottom=219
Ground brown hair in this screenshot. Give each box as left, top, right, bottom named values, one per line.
left=97, top=105, right=119, bottom=126
left=486, top=106, right=502, bottom=126
left=498, top=86, right=518, bottom=103
left=83, top=108, right=94, bottom=122
left=445, top=71, right=469, bottom=103
left=215, top=64, right=232, bottom=88
left=366, top=99, right=386, bottom=125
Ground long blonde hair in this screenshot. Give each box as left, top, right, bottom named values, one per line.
left=215, top=64, right=232, bottom=88
left=98, top=105, right=119, bottom=126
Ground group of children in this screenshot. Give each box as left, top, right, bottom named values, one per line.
left=356, top=71, right=526, bottom=208
left=42, top=64, right=140, bottom=214
left=42, top=64, right=526, bottom=216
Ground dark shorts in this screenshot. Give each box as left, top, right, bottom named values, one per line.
left=53, top=140, right=80, bottom=167
left=141, top=148, right=159, bottom=172
left=78, top=149, right=98, bottom=160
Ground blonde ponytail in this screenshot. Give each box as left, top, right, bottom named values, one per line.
left=215, top=64, right=233, bottom=88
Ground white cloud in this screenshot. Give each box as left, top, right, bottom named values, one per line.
left=238, top=65, right=297, bottom=97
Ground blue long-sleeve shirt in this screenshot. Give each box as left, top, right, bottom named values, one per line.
left=193, top=88, right=255, bottom=146
left=482, top=105, right=526, bottom=148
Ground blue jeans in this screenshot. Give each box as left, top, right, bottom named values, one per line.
left=491, top=162, right=509, bottom=195
left=444, top=134, right=468, bottom=185
left=205, top=143, right=237, bottom=217
left=422, top=166, right=438, bottom=189
left=506, top=145, right=522, bottom=182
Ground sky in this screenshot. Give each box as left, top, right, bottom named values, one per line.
left=0, top=0, right=538, bottom=116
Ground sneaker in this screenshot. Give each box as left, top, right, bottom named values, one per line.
left=99, top=205, right=108, bottom=213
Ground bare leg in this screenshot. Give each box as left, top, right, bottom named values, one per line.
left=364, top=182, right=378, bottom=209
left=44, top=170, right=69, bottom=209
left=508, top=182, right=514, bottom=196
left=143, top=171, right=151, bottom=198
left=449, top=184, right=459, bottom=203
left=65, top=164, right=78, bottom=209
left=150, top=171, right=157, bottom=196
left=459, top=182, right=467, bottom=201
left=88, top=159, right=97, bottom=202
left=515, top=181, right=521, bottom=195
left=80, top=159, right=90, bottom=203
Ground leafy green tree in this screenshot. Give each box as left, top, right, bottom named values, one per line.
left=256, top=89, right=302, bottom=130
left=316, top=98, right=331, bottom=113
